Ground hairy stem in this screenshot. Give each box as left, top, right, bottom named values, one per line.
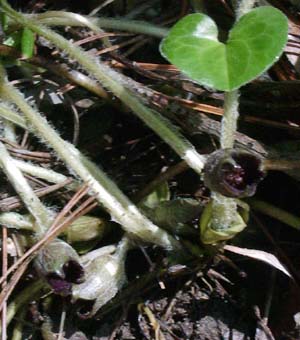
left=220, top=90, right=239, bottom=149
left=0, top=0, right=205, bottom=175
left=0, top=103, right=27, bottom=129
left=0, top=66, right=179, bottom=249
left=236, top=0, right=257, bottom=20
left=30, top=11, right=168, bottom=38
left=0, top=141, right=51, bottom=235
left=208, top=0, right=255, bottom=235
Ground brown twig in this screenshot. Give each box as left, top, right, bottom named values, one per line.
left=0, top=179, right=73, bottom=212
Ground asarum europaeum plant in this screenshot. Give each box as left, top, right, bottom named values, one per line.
left=160, top=4, right=288, bottom=243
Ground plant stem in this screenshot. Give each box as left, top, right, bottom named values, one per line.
left=30, top=11, right=168, bottom=38
left=210, top=192, right=238, bottom=230
left=13, top=159, right=79, bottom=191
left=0, top=212, right=33, bottom=230
left=209, top=90, right=240, bottom=233
left=247, top=198, right=300, bottom=231
left=220, top=90, right=239, bottom=149
left=208, top=0, right=256, bottom=235
left=3, top=120, right=17, bottom=143
left=221, top=1, right=256, bottom=152
left=0, top=141, right=51, bottom=235
left=0, top=69, right=179, bottom=249
left=0, top=1, right=205, bottom=176
left=236, top=0, right=257, bottom=20
left=0, top=103, right=27, bottom=129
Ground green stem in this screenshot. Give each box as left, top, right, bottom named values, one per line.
left=0, top=141, right=51, bottom=235
left=0, top=70, right=179, bottom=249
left=210, top=192, right=238, bottom=230
left=0, top=212, right=33, bottom=230
left=209, top=90, right=240, bottom=233
left=0, top=103, right=27, bottom=129
left=0, top=1, right=205, bottom=175
left=220, top=0, right=255, bottom=151
left=30, top=11, right=168, bottom=38
left=190, top=0, right=205, bottom=12
left=13, top=159, right=74, bottom=186
left=220, top=90, right=239, bottom=149
left=248, top=198, right=300, bottom=231
left=3, top=120, right=17, bottom=142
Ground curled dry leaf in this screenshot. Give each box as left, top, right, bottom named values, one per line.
left=224, top=244, right=291, bottom=278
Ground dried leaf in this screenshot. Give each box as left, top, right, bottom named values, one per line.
left=224, top=245, right=291, bottom=278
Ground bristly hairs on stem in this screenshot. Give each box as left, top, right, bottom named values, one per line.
left=0, top=62, right=179, bottom=249
left=0, top=0, right=206, bottom=176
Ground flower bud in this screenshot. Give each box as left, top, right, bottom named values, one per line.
left=64, top=216, right=107, bottom=243
left=72, top=238, right=130, bottom=318
left=203, top=149, right=265, bottom=198
left=34, top=239, right=84, bottom=296
left=200, top=198, right=249, bottom=244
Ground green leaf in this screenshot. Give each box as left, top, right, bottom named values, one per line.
left=143, top=198, right=203, bottom=236
left=160, top=7, right=288, bottom=91
left=139, top=181, right=170, bottom=209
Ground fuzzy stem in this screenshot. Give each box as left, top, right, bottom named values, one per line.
left=220, top=0, right=256, bottom=150
left=30, top=11, right=168, bottom=38
left=220, top=90, right=239, bottom=149
left=0, top=212, right=33, bottom=230
left=0, top=103, right=27, bottom=129
left=13, top=159, right=76, bottom=187
left=0, top=141, right=51, bottom=235
left=0, top=71, right=179, bottom=249
left=236, top=0, right=257, bottom=20
left=210, top=192, right=238, bottom=230
left=210, top=0, right=255, bottom=235
left=0, top=1, right=205, bottom=175
left=3, top=120, right=17, bottom=142
left=0, top=117, right=78, bottom=186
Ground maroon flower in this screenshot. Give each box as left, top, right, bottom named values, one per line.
left=203, top=149, right=265, bottom=198
left=34, top=239, right=84, bottom=296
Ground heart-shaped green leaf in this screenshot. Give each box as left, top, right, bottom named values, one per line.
left=160, top=7, right=288, bottom=91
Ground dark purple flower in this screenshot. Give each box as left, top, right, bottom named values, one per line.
left=34, top=239, right=84, bottom=296
left=47, top=274, right=72, bottom=296
left=203, top=149, right=265, bottom=198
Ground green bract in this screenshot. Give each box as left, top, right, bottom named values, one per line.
left=160, top=7, right=288, bottom=91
